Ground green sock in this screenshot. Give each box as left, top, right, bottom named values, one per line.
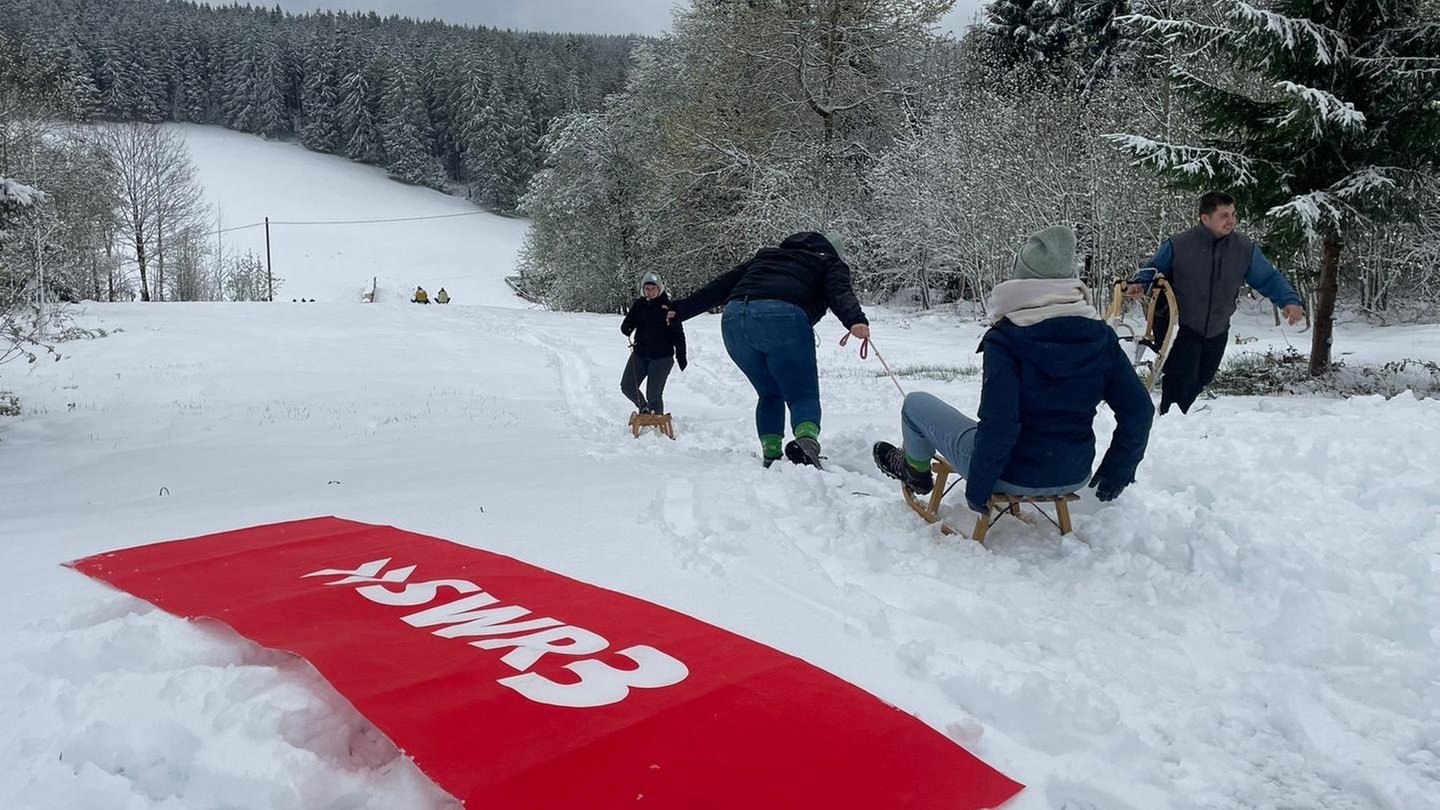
left=760, top=434, right=783, bottom=459
left=793, top=421, right=820, bottom=440
left=905, top=454, right=932, bottom=473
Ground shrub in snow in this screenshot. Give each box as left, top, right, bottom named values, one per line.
left=1211, top=349, right=1440, bottom=400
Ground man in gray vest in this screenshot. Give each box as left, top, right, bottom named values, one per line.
left=1128, top=191, right=1305, bottom=415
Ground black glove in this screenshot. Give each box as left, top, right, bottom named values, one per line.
left=1088, top=472, right=1127, bottom=502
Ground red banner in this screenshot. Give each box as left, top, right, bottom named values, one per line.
left=68, top=517, right=1023, bottom=809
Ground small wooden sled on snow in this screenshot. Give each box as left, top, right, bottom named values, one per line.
left=629, top=411, right=675, bottom=440
left=901, top=457, right=1079, bottom=542
left=1103, top=275, right=1178, bottom=393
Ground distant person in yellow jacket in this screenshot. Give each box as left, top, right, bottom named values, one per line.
left=436, top=288, right=450, bottom=304
left=413, top=286, right=429, bottom=304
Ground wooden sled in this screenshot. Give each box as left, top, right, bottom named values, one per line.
left=1103, top=276, right=1179, bottom=393
left=629, top=411, right=675, bottom=440
left=901, top=457, right=1079, bottom=542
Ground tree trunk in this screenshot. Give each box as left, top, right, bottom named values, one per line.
left=105, top=234, right=116, bottom=302
left=136, top=220, right=151, bottom=302
left=1308, top=232, right=1342, bottom=376
left=156, top=213, right=166, bottom=302
left=918, top=243, right=931, bottom=310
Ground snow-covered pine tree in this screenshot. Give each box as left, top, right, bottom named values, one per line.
left=380, top=56, right=446, bottom=190
left=461, top=80, right=508, bottom=207
left=219, top=26, right=290, bottom=137
left=99, top=36, right=165, bottom=122
left=338, top=62, right=383, bottom=165
left=1070, top=0, right=1132, bottom=90
left=495, top=98, right=539, bottom=212
left=64, top=47, right=101, bottom=120
left=252, top=37, right=289, bottom=138
left=219, top=31, right=257, bottom=132
left=422, top=46, right=463, bottom=177
left=980, top=0, right=1076, bottom=73
left=300, top=33, right=343, bottom=153
left=1111, top=0, right=1440, bottom=374
left=173, top=38, right=211, bottom=123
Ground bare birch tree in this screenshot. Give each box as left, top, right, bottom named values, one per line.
left=98, top=123, right=208, bottom=302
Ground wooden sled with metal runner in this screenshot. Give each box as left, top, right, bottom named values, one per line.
left=629, top=411, right=675, bottom=440
left=1102, top=275, right=1179, bottom=393
left=900, top=457, right=1080, bottom=542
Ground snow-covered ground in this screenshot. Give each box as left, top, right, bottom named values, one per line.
left=2, top=128, right=1438, bottom=810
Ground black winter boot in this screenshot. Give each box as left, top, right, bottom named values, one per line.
left=784, top=437, right=823, bottom=468
left=872, top=441, right=934, bottom=495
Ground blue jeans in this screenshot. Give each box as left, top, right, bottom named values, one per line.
left=720, top=299, right=820, bottom=438
left=900, top=391, right=1086, bottom=496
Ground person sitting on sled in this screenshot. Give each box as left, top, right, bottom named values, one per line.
left=873, top=225, right=1154, bottom=514
left=667, top=232, right=868, bottom=468
left=413, top=286, right=429, bottom=304
left=621, top=272, right=687, bottom=415
left=436, top=288, right=450, bottom=304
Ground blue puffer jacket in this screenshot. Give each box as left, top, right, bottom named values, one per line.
left=966, top=316, right=1154, bottom=509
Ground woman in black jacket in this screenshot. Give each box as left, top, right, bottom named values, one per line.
left=621, top=272, right=687, bottom=415
left=668, top=232, right=869, bottom=468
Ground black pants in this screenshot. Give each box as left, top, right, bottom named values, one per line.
left=1160, top=325, right=1228, bottom=414
left=621, top=353, right=674, bottom=414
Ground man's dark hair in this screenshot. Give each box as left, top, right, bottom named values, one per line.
left=1199, top=191, right=1236, bottom=215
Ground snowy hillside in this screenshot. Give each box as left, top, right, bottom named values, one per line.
left=1, top=128, right=1438, bottom=810
left=178, top=124, right=531, bottom=307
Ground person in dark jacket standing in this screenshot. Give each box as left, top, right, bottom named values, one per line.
left=621, top=272, right=687, bottom=415
left=667, top=232, right=869, bottom=468
left=1128, top=191, right=1305, bottom=415
left=874, top=226, right=1153, bottom=513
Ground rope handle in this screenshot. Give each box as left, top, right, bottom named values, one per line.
left=840, top=331, right=906, bottom=397
left=838, top=330, right=870, bottom=358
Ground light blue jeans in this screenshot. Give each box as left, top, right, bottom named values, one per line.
left=900, top=391, right=1087, bottom=496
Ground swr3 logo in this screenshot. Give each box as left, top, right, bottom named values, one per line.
left=304, top=558, right=689, bottom=708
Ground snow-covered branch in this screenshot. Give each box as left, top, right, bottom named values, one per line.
left=0, top=178, right=47, bottom=242
left=1275, top=81, right=1366, bottom=135
left=1103, top=134, right=1263, bottom=186
left=1266, top=191, right=1350, bottom=241
left=0, top=179, right=45, bottom=208
left=1117, top=13, right=1233, bottom=42
left=1331, top=167, right=1399, bottom=201
left=1228, top=2, right=1349, bottom=65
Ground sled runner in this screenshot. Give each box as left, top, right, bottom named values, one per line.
left=629, top=411, right=676, bottom=440
left=1103, top=275, right=1178, bottom=393
left=901, top=457, right=1078, bottom=542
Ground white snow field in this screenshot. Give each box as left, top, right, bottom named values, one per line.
left=179, top=124, right=531, bottom=307
left=2, top=127, right=1438, bottom=810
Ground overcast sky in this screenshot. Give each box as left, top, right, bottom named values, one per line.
left=273, top=0, right=986, bottom=37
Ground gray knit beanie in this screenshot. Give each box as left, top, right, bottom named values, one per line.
left=1012, top=226, right=1078, bottom=280
left=639, top=272, right=663, bottom=292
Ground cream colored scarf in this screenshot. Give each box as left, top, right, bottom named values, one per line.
left=987, top=278, right=1099, bottom=326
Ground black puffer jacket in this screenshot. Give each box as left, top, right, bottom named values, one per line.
left=670, top=233, right=868, bottom=328
left=621, top=293, right=687, bottom=369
